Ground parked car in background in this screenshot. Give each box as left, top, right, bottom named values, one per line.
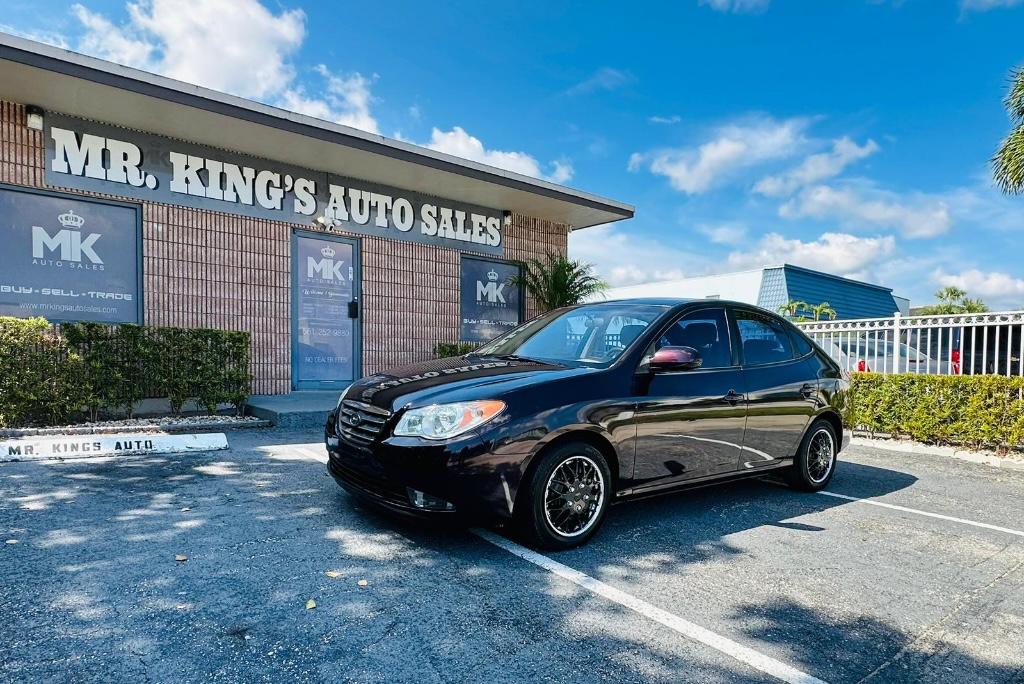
left=325, top=299, right=850, bottom=549
left=821, top=336, right=951, bottom=375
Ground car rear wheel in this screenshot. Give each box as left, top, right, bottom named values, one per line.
left=515, top=442, right=611, bottom=550
left=785, top=419, right=838, bottom=492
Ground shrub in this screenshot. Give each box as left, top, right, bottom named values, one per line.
left=0, top=317, right=252, bottom=427
left=849, top=372, right=1024, bottom=449
left=0, top=317, right=89, bottom=427
left=63, top=322, right=148, bottom=420
left=434, top=341, right=479, bottom=358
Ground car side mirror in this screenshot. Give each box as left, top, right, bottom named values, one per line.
left=650, top=346, right=703, bottom=372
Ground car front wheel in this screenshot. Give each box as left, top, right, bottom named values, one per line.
left=785, top=419, right=838, bottom=491
left=516, top=442, right=612, bottom=550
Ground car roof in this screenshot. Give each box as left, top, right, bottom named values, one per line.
left=591, top=297, right=753, bottom=309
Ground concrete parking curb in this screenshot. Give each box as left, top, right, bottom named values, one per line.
left=851, top=436, right=1024, bottom=472
left=0, top=432, right=230, bottom=462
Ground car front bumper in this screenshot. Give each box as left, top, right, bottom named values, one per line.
left=324, top=410, right=523, bottom=521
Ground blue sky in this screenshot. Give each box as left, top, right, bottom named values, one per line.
left=5, top=0, right=1024, bottom=307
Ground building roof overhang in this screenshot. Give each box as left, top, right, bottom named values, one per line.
left=0, top=33, right=633, bottom=230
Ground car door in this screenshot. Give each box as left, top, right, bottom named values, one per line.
left=731, top=307, right=818, bottom=470
left=631, top=306, right=747, bottom=490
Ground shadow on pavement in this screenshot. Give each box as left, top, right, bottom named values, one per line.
left=3, top=432, right=1020, bottom=683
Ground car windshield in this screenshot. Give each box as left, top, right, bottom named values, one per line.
left=471, top=303, right=669, bottom=368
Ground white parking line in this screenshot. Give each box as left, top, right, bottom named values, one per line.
left=472, top=528, right=829, bottom=684
left=817, top=491, right=1024, bottom=538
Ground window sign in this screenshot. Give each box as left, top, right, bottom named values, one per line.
left=460, top=256, right=522, bottom=343
left=293, top=233, right=357, bottom=386
left=0, top=185, right=141, bottom=324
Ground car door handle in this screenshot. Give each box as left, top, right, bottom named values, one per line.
left=722, top=390, right=743, bottom=405
left=800, top=383, right=816, bottom=398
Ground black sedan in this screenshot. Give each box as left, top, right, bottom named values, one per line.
left=325, top=299, right=850, bottom=549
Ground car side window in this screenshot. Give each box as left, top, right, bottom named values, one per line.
left=735, top=310, right=796, bottom=365
left=654, top=308, right=732, bottom=369
left=789, top=328, right=814, bottom=357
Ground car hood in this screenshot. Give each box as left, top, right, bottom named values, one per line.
left=346, top=355, right=597, bottom=411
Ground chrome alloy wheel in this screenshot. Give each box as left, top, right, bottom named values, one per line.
left=807, top=428, right=836, bottom=484
left=543, top=455, right=605, bottom=537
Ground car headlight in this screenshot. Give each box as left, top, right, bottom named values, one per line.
left=393, top=400, right=505, bottom=440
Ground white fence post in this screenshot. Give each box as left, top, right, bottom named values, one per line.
left=892, top=312, right=901, bottom=374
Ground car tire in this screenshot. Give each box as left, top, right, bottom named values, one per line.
left=515, top=442, right=612, bottom=550
left=785, top=419, right=839, bottom=492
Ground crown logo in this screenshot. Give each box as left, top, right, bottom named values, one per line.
left=487, top=268, right=499, bottom=282
left=320, top=246, right=336, bottom=258
left=58, top=210, right=85, bottom=229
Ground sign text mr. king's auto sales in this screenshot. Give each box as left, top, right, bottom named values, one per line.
left=44, top=113, right=505, bottom=255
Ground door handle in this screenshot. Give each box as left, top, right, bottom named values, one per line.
left=722, top=390, right=743, bottom=405
left=800, top=383, right=816, bottom=398
left=347, top=299, right=359, bottom=319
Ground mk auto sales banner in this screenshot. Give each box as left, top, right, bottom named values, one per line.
left=0, top=186, right=141, bottom=324
left=460, top=256, right=522, bottom=343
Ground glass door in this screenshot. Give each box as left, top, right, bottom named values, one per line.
left=291, top=231, right=360, bottom=390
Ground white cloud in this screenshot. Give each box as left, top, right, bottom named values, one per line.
left=649, top=115, right=682, bottom=125
left=698, top=222, right=747, bottom=245
left=0, top=23, right=71, bottom=48
left=566, top=68, right=634, bottom=96
left=934, top=269, right=1024, bottom=308
left=66, top=1, right=381, bottom=134
left=425, top=127, right=573, bottom=183
left=629, top=116, right=810, bottom=194
left=73, top=0, right=305, bottom=100
left=726, top=232, right=896, bottom=277
left=779, top=184, right=951, bottom=238
left=73, top=5, right=156, bottom=69
left=699, top=0, right=770, bottom=13
left=943, top=182, right=1024, bottom=232
left=754, top=137, right=879, bottom=197
left=549, top=160, right=574, bottom=184
left=569, top=224, right=705, bottom=287
left=280, top=65, right=379, bottom=133
left=960, top=0, right=1024, bottom=11
left=572, top=224, right=898, bottom=290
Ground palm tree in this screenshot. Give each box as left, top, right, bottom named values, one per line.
left=777, top=299, right=809, bottom=320
left=811, top=302, right=837, bottom=321
left=510, top=251, right=607, bottom=312
left=917, top=286, right=989, bottom=315
left=993, top=66, right=1024, bottom=194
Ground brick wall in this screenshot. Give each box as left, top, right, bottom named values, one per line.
left=0, top=100, right=569, bottom=394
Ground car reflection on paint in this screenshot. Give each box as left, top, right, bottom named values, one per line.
left=325, top=299, right=850, bottom=549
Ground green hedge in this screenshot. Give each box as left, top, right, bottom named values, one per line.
left=434, top=341, right=479, bottom=358
left=849, top=372, right=1024, bottom=449
left=0, top=317, right=251, bottom=428
left=0, top=318, right=89, bottom=428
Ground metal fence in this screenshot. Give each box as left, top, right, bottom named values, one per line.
left=796, top=311, right=1024, bottom=377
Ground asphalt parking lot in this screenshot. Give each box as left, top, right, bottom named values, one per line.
left=2, top=431, right=1023, bottom=684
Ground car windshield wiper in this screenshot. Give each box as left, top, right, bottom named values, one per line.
left=491, top=353, right=551, bottom=364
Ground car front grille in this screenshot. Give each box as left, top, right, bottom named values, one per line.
left=336, top=400, right=391, bottom=449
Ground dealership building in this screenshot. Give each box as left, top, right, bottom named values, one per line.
left=0, top=34, right=633, bottom=397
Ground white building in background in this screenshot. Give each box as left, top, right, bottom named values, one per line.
left=600, top=264, right=909, bottom=320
